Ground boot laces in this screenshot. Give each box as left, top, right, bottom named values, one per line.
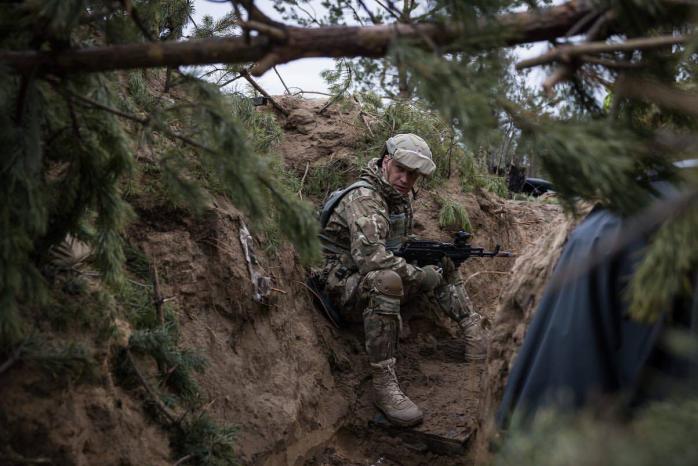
left=382, top=365, right=409, bottom=406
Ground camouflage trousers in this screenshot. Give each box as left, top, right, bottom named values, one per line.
left=323, top=260, right=475, bottom=363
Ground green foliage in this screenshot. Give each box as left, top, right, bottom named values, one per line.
left=495, top=398, right=698, bottom=466
left=628, top=201, right=698, bottom=323
left=399, top=46, right=505, bottom=146
left=42, top=282, right=112, bottom=333
left=23, top=339, right=98, bottom=384
left=437, top=198, right=472, bottom=232
left=354, top=98, right=469, bottom=187
left=0, top=2, right=322, bottom=348
left=519, top=118, right=670, bottom=214
left=128, top=325, right=207, bottom=399
left=173, top=415, right=237, bottom=466
left=123, top=242, right=151, bottom=282
left=302, top=160, right=351, bottom=200
left=117, top=279, right=160, bottom=330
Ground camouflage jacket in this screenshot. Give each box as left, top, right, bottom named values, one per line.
left=320, top=158, right=424, bottom=288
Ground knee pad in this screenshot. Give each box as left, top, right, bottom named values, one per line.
left=370, top=269, right=404, bottom=298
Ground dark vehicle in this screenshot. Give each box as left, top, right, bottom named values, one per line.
left=522, top=177, right=554, bottom=196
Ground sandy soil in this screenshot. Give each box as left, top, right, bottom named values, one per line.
left=0, top=94, right=572, bottom=466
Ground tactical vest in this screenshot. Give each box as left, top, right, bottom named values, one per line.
left=319, top=181, right=410, bottom=255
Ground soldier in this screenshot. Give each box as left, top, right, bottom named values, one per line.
left=318, top=133, right=485, bottom=427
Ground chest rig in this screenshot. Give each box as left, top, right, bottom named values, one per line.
left=318, top=181, right=412, bottom=255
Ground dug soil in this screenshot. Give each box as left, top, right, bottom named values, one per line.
left=0, top=96, right=576, bottom=466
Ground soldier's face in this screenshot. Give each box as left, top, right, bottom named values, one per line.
left=383, top=157, right=420, bottom=195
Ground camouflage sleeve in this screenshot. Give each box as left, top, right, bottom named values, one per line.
left=343, top=189, right=423, bottom=287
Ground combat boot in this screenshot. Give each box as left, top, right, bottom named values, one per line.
left=459, top=313, right=488, bottom=362
left=370, top=357, right=423, bottom=427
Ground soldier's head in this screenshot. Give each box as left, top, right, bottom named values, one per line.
left=380, top=133, right=436, bottom=196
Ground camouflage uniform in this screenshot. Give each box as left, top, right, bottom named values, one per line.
left=319, top=158, right=477, bottom=364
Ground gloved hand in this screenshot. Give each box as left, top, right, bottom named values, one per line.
left=440, top=256, right=458, bottom=284
left=419, top=265, right=442, bottom=292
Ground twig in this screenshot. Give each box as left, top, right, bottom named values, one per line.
left=48, top=79, right=216, bottom=155
left=240, top=19, right=287, bottom=41
left=517, top=34, right=688, bottom=70
left=565, top=8, right=603, bottom=37
left=151, top=259, right=165, bottom=326
left=187, top=11, right=199, bottom=30
left=464, top=271, right=511, bottom=287
left=579, top=55, right=643, bottom=69
left=356, top=0, right=381, bottom=25
left=270, top=287, right=287, bottom=294
left=240, top=69, right=289, bottom=116
left=360, top=112, right=375, bottom=139
left=218, top=73, right=245, bottom=87
left=126, top=349, right=178, bottom=424
left=446, top=131, right=455, bottom=178
left=291, top=89, right=332, bottom=96
left=0, top=339, right=29, bottom=375
left=273, top=66, right=291, bottom=94
left=297, top=162, right=310, bottom=199
left=542, top=9, right=615, bottom=95
left=172, top=454, right=194, bottom=466
left=318, top=60, right=352, bottom=114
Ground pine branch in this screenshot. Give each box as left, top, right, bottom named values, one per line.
left=614, top=75, right=698, bottom=118
left=125, top=349, right=178, bottom=424
left=0, top=1, right=598, bottom=76
left=49, top=81, right=215, bottom=153
left=517, top=34, right=690, bottom=70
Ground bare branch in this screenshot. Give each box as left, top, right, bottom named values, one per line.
left=126, top=349, right=178, bottom=424
left=0, top=339, right=29, bottom=375
left=218, top=73, right=245, bottom=87
left=239, top=69, right=288, bottom=115
left=0, top=2, right=598, bottom=76
left=518, top=34, right=689, bottom=70
left=236, top=0, right=286, bottom=28
left=542, top=9, right=616, bottom=94
left=151, top=259, right=165, bottom=326
left=273, top=66, right=291, bottom=94
left=240, top=19, right=287, bottom=41
left=357, top=0, right=382, bottom=25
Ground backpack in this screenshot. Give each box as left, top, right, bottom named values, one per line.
left=318, top=180, right=374, bottom=229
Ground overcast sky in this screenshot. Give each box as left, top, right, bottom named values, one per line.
left=191, top=0, right=334, bottom=95
left=190, top=0, right=549, bottom=97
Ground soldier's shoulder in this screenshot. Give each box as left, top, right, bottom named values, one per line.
left=342, top=185, right=385, bottom=206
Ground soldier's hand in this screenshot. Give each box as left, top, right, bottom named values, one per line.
left=440, top=256, right=457, bottom=280
left=419, top=265, right=442, bottom=291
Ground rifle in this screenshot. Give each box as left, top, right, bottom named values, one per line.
left=389, top=230, right=513, bottom=268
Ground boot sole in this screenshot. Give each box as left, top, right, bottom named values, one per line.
left=375, top=403, right=424, bottom=427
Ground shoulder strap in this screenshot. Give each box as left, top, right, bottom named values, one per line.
left=319, top=180, right=374, bottom=230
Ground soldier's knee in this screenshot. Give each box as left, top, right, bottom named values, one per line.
left=369, top=269, right=404, bottom=298
left=363, top=269, right=403, bottom=316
